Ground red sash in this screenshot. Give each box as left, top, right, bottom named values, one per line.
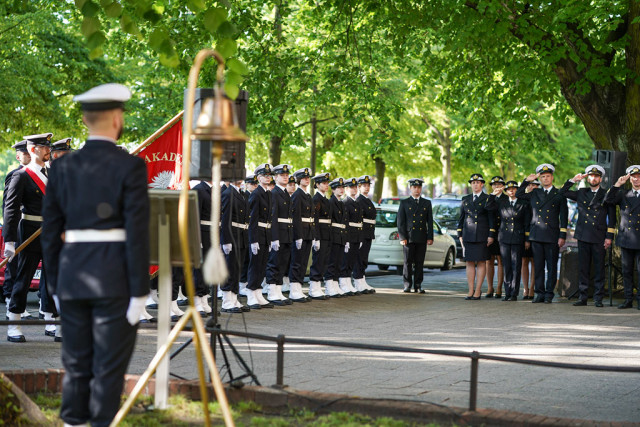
left=24, top=168, right=46, bottom=195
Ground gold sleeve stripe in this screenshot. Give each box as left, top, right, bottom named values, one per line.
left=560, top=228, right=567, bottom=232
left=607, top=228, right=616, bottom=233
left=457, top=229, right=462, bottom=232
left=525, top=232, right=530, bottom=236
left=490, top=229, right=496, bottom=232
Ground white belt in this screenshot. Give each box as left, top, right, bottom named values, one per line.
left=277, top=218, right=293, bottom=224
left=348, top=222, right=363, bottom=228
left=65, top=228, right=126, bottom=243
left=318, top=219, right=331, bottom=224
left=258, top=222, right=271, bottom=228
left=22, top=214, right=43, bottom=222
left=332, top=223, right=346, bottom=229
left=363, top=218, right=376, bottom=225
left=301, top=217, right=314, bottom=223
left=232, top=222, right=248, bottom=230
left=200, top=220, right=213, bottom=226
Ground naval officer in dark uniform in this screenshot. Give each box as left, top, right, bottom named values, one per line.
left=246, top=164, right=275, bottom=309
left=41, top=84, right=149, bottom=427
left=486, top=181, right=531, bottom=301
left=325, top=177, right=347, bottom=297
left=339, top=178, right=363, bottom=295
left=604, top=165, right=640, bottom=309
left=192, top=179, right=214, bottom=315
left=3, top=140, right=33, bottom=320
left=486, top=176, right=507, bottom=298
left=457, top=174, right=495, bottom=300
left=239, top=174, right=258, bottom=297
left=50, top=138, right=72, bottom=162
left=516, top=164, right=568, bottom=303
left=353, top=175, right=377, bottom=294
left=288, top=168, right=315, bottom=302
left=397, top=178, right=434, bottom=293
left=561, top=165, right=615, bottom=307
left=4, top=133, right=58, bottom=342
left=308, top=172, right=331, bottom=299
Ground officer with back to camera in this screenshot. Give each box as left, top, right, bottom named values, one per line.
left=560, top=165, right=615, bottom=307
left=41, top=83, right=149, bottom=427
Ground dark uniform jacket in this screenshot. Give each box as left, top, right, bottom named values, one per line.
left=343, top=196, right=363, bottom=243
left=357, top=194, right=376, bottom=240
left=291, top=188, right=314, bottom=241
left=221, top=185, right=249, bottom=249
left=398, top=196, right=434, bottom=243
left=486, top=195, right=531, bottom=245
left=248, top=185, right=272, bottom=246
left=313, top=192, right=331, bottom=241
left=41, top=139, right=150, bottom=300
left=270, top=185, right=293, bottom=243
left=604, top=186, right=640, bottom=249
left=329, top=194, right=347, bottom=245
left=3, top=166, right=47, bottom=253
left=515, top=182, right=568, bottom=243
left=193, top=181, right=212, bottom=244
left=560, top=181, right=615, bottom=244
left=2, top=166, right=22, bottom=212
left=456, top=193, right=495, bottom=243
left=491, top=193, right=509, bottom=239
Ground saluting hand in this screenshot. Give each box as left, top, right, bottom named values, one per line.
left=571, top=173, right=586, bottom=182
left=491, top=188, right=502, bottom=196
left=525, top=173, right=539, bottom=182
left=615, top=174, right=630, bottom=187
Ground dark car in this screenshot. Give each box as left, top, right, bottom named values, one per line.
left=431, top=197, right=464, bottom=260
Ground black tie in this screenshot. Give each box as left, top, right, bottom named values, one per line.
left=473, top=195, right=478, bottom=201
left=41, top=167, right=47, bottom=177
left=511, top=201, right=515, bottom=207
left=544, top=189, right=549, bottom=196
left=415, top=198, right=419, bottom=205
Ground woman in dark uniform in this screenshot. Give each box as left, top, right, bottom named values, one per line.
left=486, top=176, right=507, bottom=298
left=520, top=179, right=539, bottom=299
left=457, top=174, right=495, bottom=300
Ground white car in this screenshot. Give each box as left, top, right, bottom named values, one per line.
left=368, top=204, right=456, bottom=272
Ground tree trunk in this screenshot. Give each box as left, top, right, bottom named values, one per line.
left=310, top=111, right=317, bottom=174
left=387, top=172, right=398, bottom=197
left=440, top=128, right=452, bottom=193
left=374, top=156, right=385, bottom=203
left=270, top=135, right=282, bottom=166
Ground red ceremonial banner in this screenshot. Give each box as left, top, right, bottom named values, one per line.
left=137, top=119, right=183, bottom=189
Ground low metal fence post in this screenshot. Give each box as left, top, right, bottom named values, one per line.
left=275, top=334, right=285, bottom=388
left=469, top=351, right=479, bottom=411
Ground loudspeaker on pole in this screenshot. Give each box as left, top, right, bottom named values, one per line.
left=592, top=150, right=627, bottom=188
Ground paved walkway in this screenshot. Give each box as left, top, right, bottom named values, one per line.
left=2, top=268, right=640, bottom=423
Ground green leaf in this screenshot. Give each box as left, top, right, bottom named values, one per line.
left=159, top=52, right=179, bottom=68
left=186, top=0, right=206, bottom=13
left=81, top=1, right=100, bottom=17
left=100, top=0, right=112, bottom=7
left=226, top=58, right=249, bottom=75
left=104, top=2, right=122, bottom=18
left=216, top=38, right=237, bottom=59
left=81, top=16, right=100, bottom=36
left=120, top=14, right=139, bottom=35
left=87, top=30, right=106, bottom=49
left=88, top=46, right=103, bottom=60
left=148, top=27, right=168, bottom=50
left=217, top=21, right=237, bottom=38
left=225, top=70, right=244, bottom=86
left=143, top=9, right=162, bottom=24
left=224, top=80, right=239, bottom=100
left=75, top=0, right=87, bottom=9
left=203, top=7, right=227, bottom=33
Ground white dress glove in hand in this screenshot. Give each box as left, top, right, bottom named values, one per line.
left=344, top=242, right=350, bottom=253
left=271, top=240, right=280, bottom=251
left=295, top=239, right=303, bottom=249
left=312, top=239, right=320, bottom=251
left=251, top=242, right=260, bottom=255
left=126, top=296, right=148, bottom=326
left=222, top=243, right=232, bottom=255
left=4, top=242, right=15, bottom=259
left=359, top=242, right=363, bottom=248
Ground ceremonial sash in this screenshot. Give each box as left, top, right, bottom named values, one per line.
left=24, top=167, right=46, bottom=195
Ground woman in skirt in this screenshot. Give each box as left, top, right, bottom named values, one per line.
left=457, top=174, right=495, bottom=300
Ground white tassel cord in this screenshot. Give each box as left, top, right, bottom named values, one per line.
left=203, top=155, right=228, bottom=284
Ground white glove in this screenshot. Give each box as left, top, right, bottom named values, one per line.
left=222, top=243, right=232, bottom=255
left=52, top=295, right=60, bottom=313
left=126, top=296, right=148, bottom=326
left=251, top=242, right=260, bottom=255
left=4, top=242, right=15, bottom=259
left=312, top=239, right=320, bottom=251
left=271, top=240, right=280, bottom=251
left=359, top=242, right=363, bottom=248
left=344, top=242, right=350, bottom=253
left=295, top=239, right=302, bottom=249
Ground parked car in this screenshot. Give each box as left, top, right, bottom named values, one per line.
left=369, top=204, right=456, bottom=272
left=0, top=226, right=41, bottom=291
left=431, top=197, right=464, bottom=259
left=378, top=197, right=407, bottom=205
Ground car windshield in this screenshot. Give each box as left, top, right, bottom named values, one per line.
left=376, top=209, right=397, bottom=227
left=432, top=199, right=461, bottom=228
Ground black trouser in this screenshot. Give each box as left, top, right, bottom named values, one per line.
left=240, top=246, right=250, bottom=283
left=192, top=227, right=211, bottom=297
left=221, top=245, right=245, bottom=294
left=248, top=243, right=269, bottom=291
left=9, top=250, right=55, bottom=315
left=620, top=247, right=640, bottom=301
left=266, top=242, right=291, bottom=286
left=2, top=255, right=18, bottom=300
left=577, top=240, right=605, bottom=302
left=500, top=242, right=522, bottom=297
left=290, top=240, right=312, bottom=283
left=309, top=239, right=331, bottom=282
left=59, top=297, right=137, bottom=427
left=340, top=240, right=360, bottom=278
left=402, top=242, right=427, bottom=290
left=325, top=242, right=345, bottom=281
left=531, top=241, right=559, bottom=299
left=353, top=238, right=372, bottom=279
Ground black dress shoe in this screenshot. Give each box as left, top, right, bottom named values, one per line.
left=618, top=300, right=633, bottom=309
left=509, top=296, right=517, bottom=301
left=7, top=335, right=26, bottom=343
left=573, top=300, right=587, bottom=306
left=268, top=299, right=286, bottom=306
left=239, top=305, right=251, bottom=312
left=471, top=296, right=481, bottom=300
left=495, top=293, right=502, bottom=299
left=177, top=299, right=189, bottom=306
left=544, top=298, right=552, bottom=304
left=464, top=296, right=473, bottom=300
left=532, top=297, right=545, bottom=303
left=45, top=330, right=56, bottom=337
left=594, top=301, right=604, bottom=307
left=170, top=315, right=181, bottom=322
left=417, top=289, right=425, bottom=294
left=501, top=296, right=508, bottom=301
left=248, top=304, right=262, bottom=310
left=485, top=292, right=494, bottom=298
left=146, top=303, right=158, bottom=310
left=283, top=298, right=293, bottom=305
left=310, top=295, right=327, bottom=300
left=290, top=297, right=307, bottom=303
left=220, top=307, right=243, bottom=313
left=260, top=302, right=274, bottom=308
left=54, top=337, right=62, bottom=343
left=403, top=288, right=411, bottom=293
